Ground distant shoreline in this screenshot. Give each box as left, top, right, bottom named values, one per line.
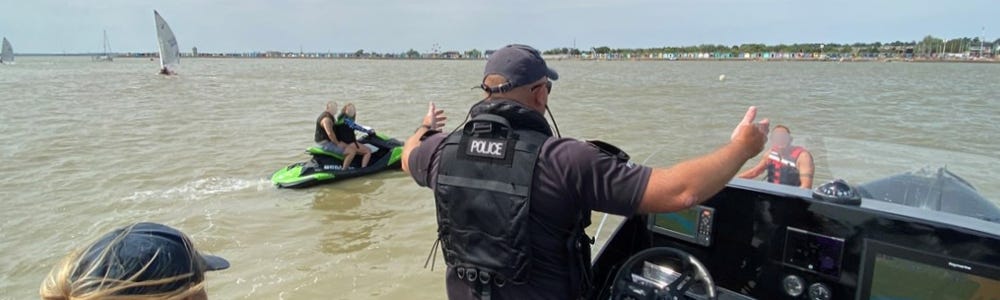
left=15, top=53, right=1000, bottom=64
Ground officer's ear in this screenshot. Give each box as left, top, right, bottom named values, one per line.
left=530, top=87, right=548, bottom=111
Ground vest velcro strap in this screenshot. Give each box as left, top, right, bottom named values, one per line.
left=437, top=174, right=530, bottom=197
left=470, top=113, right=512, bottom=129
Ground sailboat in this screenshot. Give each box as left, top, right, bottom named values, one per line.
left=1, top=37, right=13, bottom=65
left=93, top=30, right=113, bottom=62
left=154, top=10, right=180, bottom=75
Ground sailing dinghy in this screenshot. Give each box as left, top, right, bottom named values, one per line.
left=154, top=10, right=179, bottom=75
left=1, top=37, right=14, bottom=65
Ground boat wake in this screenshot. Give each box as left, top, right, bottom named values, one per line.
left=124, top=177, right=269, bottom=202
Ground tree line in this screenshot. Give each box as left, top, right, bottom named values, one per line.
left=543, top=35, right=999, bottom=56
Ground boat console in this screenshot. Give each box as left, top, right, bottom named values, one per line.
left=591, top=179, right=1000, bottom=300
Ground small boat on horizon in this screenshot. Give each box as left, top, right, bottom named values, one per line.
left=93, top=30, right=113, bottom=62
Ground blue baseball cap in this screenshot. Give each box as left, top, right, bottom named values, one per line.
left=73, top=222, right=230, bottom=295
left=481, top=44, right=558, bottom=93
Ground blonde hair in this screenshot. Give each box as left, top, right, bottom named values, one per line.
left=341, top=103, right=356, bottom=118
left=39, top=225, right=208, bottom=300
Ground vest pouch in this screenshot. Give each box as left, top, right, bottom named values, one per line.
left=435, top=172, right=533, bottom=282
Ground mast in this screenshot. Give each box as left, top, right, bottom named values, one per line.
left=103, top=30, right=112, bottom=56
left=981, top=26, right=986, bottom=58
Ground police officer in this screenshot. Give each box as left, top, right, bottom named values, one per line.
left=402, top=44, right=769, bottom=299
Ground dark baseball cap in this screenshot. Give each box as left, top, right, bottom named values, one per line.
left=73, top=222, right=230, bottom=295
left=481, top=44, right=558, bottom=93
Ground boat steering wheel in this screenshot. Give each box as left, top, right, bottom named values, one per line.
left=609, top=247, right=717, bottom=300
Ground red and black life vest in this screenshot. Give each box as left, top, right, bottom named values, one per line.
left=765, top=146, right=804, bottom=187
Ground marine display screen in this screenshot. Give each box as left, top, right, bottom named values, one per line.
left=648, top=206, right=714, bottom=246
left=782, top=227, right=845, bottom=277
left=858, top=240, right=1000, bottom=300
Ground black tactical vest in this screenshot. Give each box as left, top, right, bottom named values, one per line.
left=434, top=111, right=548, bottom=284
left=433, top=100, right=597, bottom=298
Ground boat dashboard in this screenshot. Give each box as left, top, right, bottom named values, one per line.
left=590, top=179, right=1000, bottom=300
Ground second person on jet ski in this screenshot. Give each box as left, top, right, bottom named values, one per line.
left=316, top=102, right=375, bottom=170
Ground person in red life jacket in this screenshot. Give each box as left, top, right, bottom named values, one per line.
left=738, top=125, right=814, bottom=188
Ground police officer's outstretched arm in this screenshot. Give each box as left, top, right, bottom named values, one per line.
left=402, top=102, right=447, bottom=174
left=638, top=107, right=769, bottom=213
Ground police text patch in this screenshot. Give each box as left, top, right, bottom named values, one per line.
left=465, top=137, right=507, bottom=159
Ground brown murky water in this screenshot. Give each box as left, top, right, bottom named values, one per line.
left=1, top=57, right=997, bottom=299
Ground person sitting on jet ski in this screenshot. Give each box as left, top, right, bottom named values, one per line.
left=316, top=101, right=359, bottom=170
left=333, top=103, right=374, bottom=169
left=738, top=125, right=814, bottom=188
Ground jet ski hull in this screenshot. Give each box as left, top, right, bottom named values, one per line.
left=271, top=134, right=403, bottom=188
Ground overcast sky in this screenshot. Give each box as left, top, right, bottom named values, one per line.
left=2, top=0, right=998, bottom=53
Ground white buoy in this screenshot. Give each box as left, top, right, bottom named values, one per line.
left=718, top=74, right=726, bottom=81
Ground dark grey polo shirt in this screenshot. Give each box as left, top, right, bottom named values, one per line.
left=410, top=132, right=652, bottom=299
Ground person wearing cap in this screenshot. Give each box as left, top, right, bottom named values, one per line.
left=39, top=222, right=229, bottom=300
left=401, top=44, right=769, bottom=299
left=738, top=125, right=814, bottom=188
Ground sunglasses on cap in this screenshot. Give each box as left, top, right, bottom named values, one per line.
left=530, top=80, right=553, bottom=94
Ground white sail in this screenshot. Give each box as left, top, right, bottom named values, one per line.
left=154, top=11, right=179, bottom=73
left=1, top=37, right=13, bottom=64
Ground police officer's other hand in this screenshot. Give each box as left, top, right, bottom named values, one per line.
left=423, top=102, right=447, bottom=130
left=730, top=106, right=769, bottom=160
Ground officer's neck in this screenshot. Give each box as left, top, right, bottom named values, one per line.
left=485, top=95, right=544, bottom=113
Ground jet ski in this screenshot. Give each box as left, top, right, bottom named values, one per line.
left=271, top=133, right=404, bottom=188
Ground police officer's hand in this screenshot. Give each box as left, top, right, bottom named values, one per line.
left=730, top=106, right=769, bottom=160
left=423, top=102, right=447, bottom=130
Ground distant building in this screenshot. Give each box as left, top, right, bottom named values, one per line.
left=192, top=47, right=198, bottom=57
left=968, top=43, right=994, bottom=58
left=441, top=51, right=461, bottom=59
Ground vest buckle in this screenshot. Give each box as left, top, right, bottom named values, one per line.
left=466, top=268, right=478, bottom=282
left=479, top=271, right=491, bottom=285
left=494, top=276, right=507, bottom=287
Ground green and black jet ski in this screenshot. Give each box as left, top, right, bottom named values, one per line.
left=271, top=133, right=404, bottom=188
